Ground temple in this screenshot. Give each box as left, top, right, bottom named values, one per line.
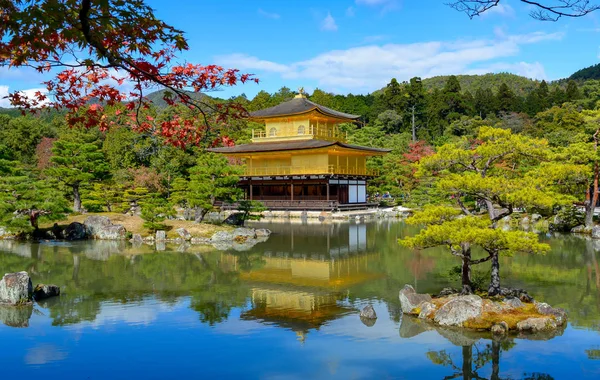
left=208, top=90, right=390, bottom=211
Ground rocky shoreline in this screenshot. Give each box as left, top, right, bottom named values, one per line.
left=399, top=284, right=567, bottom=336
left=0, top=215, right=271, bottom=251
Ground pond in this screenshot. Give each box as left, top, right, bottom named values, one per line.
left=0, top=220, right=599, bottom=379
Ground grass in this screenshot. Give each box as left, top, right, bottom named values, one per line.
left=41, top=212, right=232, bottom=238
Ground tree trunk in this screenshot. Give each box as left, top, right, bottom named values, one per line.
left=491, top=340, right=501, bottom=380
left=585, top=163, right=598, bottom=228
left=461, top=243, right=473, bottom=294
left=484, top=199, right=496, bottom=221
left=411, top=105, right=417, bottom=142
left=462, top=345, right=473, bottom=380
left=586, top=129, right=600, bottom=228
left=488, top=251, right=501, bottom=296
left=73, top=183, right=82, bottom=213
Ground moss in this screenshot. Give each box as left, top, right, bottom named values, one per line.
left=463, top=303, right=552, bottom=330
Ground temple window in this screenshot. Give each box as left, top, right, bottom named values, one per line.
left=269, top=127, right=277, bottom=137
left=297, top=125, right=306, bottom=135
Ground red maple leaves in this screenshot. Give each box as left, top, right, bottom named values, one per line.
left=1, top=0, right=258, bottom=147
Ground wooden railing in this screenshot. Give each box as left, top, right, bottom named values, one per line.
left=251, top=125, right=347, bottom=142
left=243, top=165, right=379, bottom=177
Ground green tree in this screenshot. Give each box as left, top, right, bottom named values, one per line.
left=141, top=193, right=174, bottom=232
left=0, top=115, right=56, bottom=164
left=0, top=164, right=69, bottom=232
left=405, top=127, right=588, bottom=294
left=46, top=128, right=109, bottom=212
left=174, top=153, right=243, bottom=221
left=237, top=200, right=266, bottom=225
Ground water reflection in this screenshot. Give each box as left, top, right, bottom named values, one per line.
left=0, top=220, right=599, bottom=378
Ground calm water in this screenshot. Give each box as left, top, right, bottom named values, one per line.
left=0, top=220, right=599, bottom=379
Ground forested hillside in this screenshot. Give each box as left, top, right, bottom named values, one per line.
left=2, top=71, right=600, bottom=235
left=570, top=63, right=600, bottom=81
left=421, top=73, right=539, bottom=95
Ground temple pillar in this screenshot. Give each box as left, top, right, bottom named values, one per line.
left=326, top=182, right=330, bottom=202
left=291, top=180, right=294, bottom=201
left=249, top=179, right=253, bottom=200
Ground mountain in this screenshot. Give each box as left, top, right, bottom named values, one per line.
left=144, top=89, right=210, bottom=109
left=421, top=73, right=540, bottom=95
left=569, top=63, right=600, bottom=81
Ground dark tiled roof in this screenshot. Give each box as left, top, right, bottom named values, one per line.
left=249, top=97, right=360, bottom=120
left=207, top=139, right=391, bottom=154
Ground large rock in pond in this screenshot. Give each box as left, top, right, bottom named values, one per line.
left=33, top=284, right=60, bottom=301
left=223, top=212, right=244, bottom=226
left=433, top=295, right=483, bottom=327
left=155, top=230, right=166, bottom=242
left=175, top=228, right=191, bottom=241
left=64, top=222, right=86, bottom=240
left=535, top=302, right=567, bottom=325
left=0, top=272, right=33, bottom=305
left=516, top=317, right=557, bottom=332
left=399, top=284, right=432, bottom=314
left=84, top=216, right=126, bottom=240
left=360, top=304, right=377, bottom=320
left=592, top=226, right=600, bottom=239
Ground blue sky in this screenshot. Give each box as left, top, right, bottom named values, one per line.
left=2, top=0, right=600, bottom=105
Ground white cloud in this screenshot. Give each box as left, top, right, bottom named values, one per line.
left=0, top=85, right=49, bottom=108
left=258, top=8, right=280, bottom=20
left=321, top=12, right=338, bottom=31
left=346, top=6, right=355, bottom=17
left=215, top=31, right=562, bottom=93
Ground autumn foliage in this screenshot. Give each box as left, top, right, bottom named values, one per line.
left=0, top=0, right=257, bottom=146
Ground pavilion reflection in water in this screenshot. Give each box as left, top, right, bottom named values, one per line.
left=221, top=222, right=382, bottom=341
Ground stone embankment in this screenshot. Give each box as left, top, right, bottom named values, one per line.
left=134, top=227, right=271, bottom=251
left=399, top=284, right=566, bottom=336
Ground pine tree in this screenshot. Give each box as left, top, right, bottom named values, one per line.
left=495, top=83, right=517, bottom=113
left=46, top=128, right=109, bottom=213
left=566, top=80, right=581, bottom=101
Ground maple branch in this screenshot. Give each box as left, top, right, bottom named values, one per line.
left=447, top=0, right=600, bottom=21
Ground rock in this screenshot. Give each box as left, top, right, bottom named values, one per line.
left=210, top=230, right=234, bottom=243
left=521, top=216, right=530, bottom=225
left=482, top=299, right=510, bottom=314
left=571, top=225, right=586, bottom=234
left=535, top=302, right=568, bottom=325
left=360, top=316, right=376, bottom=327
left=32, top=284, right=60, bottom=300
left=399, top=284, right=432, bottom=314
left=155, top=230, right=166, bottom=241
left=592, top=226, right=600, bottom=239
left=84, top=216, right=126, bottom=240
left=255, top=228, right=271, bottom=238
left=131, top=234, right=143, bottom=244
left=0, top=272, right=33, bottom=305
left=531, top=213, right=542, bottom=222
left=0, top=226, right=9, bottom=238
left=433, top=295, right=483, bottom=327
left=491, top=321, right=509, bottom=335
left=499, top=287, right=533, bottom=303
left=550, top=206, right=584, bottom=232
left=156, top=241, right=166, bottom=251
left=190, top=237, right=210, bottom=244
left=418, top=302, right=436, bottom=319
left=360, top=304, right=377, bottom=319
left=64, top=222, right=86, bottom=240
left=0, top=304, right=33, bottom=327
left=503, top=297, right=524, bottom=309
left=223, top=212, right=245, bottom=226
left=516, top=317, right=557, bottom=332
left=233, top=227, right=257, bottom=239
left=437, top=287, right=459, bottom=297
left=175, top=228, right=191, bottom=241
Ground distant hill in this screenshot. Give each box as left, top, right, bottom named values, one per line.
left=421, top=73, right=540, bottom=95
left=569, top=63, right=600, bottom=81
left=0, top=107, right=21, bottom=117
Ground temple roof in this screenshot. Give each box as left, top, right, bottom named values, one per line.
left=249, top=96, right=361, bottom=121
left=207, top=139, right=391, bottom=155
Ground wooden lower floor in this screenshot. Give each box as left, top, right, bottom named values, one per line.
left=227, top=176, right=376, bottom=211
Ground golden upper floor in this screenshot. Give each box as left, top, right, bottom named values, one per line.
left=249, top=93, right=360, bottom=143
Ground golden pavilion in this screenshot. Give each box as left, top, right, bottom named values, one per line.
left=208, top=90, right=390, bottom=210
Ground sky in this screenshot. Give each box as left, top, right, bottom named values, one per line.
left=2, top=0, right=600, bottom=105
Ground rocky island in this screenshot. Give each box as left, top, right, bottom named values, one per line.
left=399, top=285, right=567, bottom=335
